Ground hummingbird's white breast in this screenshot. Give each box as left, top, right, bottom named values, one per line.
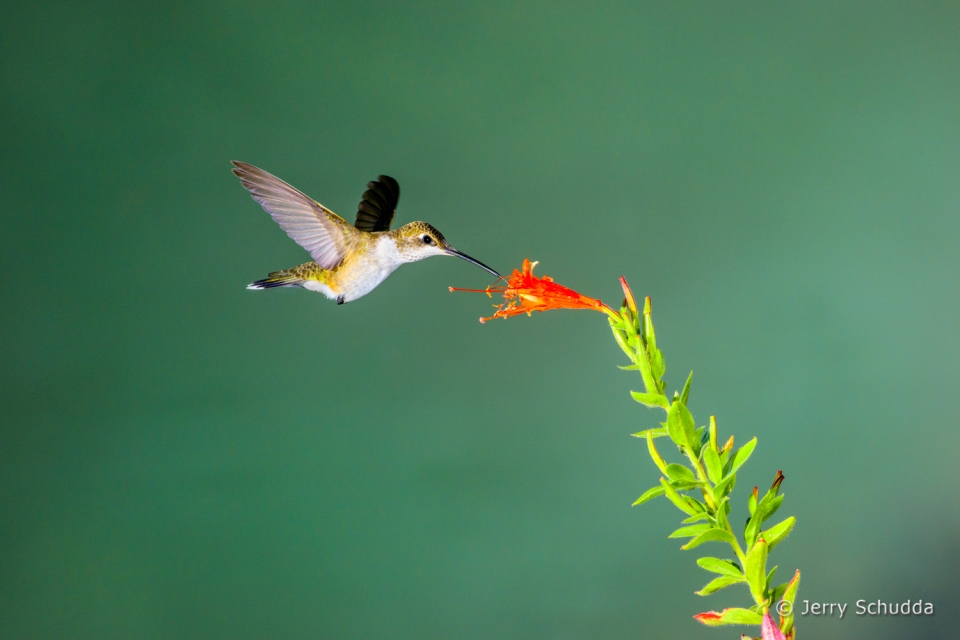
left=311, top=235, right=404, bottom=302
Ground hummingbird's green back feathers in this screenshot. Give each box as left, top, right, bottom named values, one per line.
left=232, top=161, right=353, bottom=269
left=247, top=262, right=327, bottom=290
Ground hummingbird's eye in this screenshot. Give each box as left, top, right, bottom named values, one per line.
left=421, top=235, right=434, bottom=245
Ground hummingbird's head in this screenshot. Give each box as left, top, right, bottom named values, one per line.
left=395, top=222, right=500, bottom=277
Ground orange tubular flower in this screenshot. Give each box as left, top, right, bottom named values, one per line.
left=450, top=258, right=619, bottom=323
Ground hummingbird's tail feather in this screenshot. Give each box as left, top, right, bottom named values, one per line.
left=247, top=270, right=303, bottom=290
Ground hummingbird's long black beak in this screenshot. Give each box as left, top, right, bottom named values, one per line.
left=445, top=247, right=501, bottom=278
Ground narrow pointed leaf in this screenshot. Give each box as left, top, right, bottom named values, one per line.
left=745, top=512, right=762, bottom=548
left=745, top=537, right=769, bottom=603
left=619, top=307, right=637, bottom=335
left=714, top=471, right=737, bottom=498
left=679, top=371, right=693, bottom=406
left=762, top=517, right=796, bottom=550
left=729, top=437, right=758, bottom=476
left=766, top=565, right=778, bottom=592
left=609, top=322, right=634, bottom=359
left=631, top=427, right=668, bottom=439
left=666, top=402, right=685, bottom=447
left=660, top=478, right=698, bottom=516
left=631, top=391, right=669, bottom=408
left=672, top=479, right=708, bottom=490
left=696, top=575, right=744, bottom=596
left=769, top=582, right=788, bottom=605
left=665, top=463, right=695, bottom=483
left=682, top=495, right=706, bottom=513
left=762, top=494, right=784, bottom=522
left=716, top=497, right=730, bottom=530
left=704, top=446, right=723, bottom=484
left=681, top=527, right=737, bottom=550
left=694, top=608, right=763, bottom=626
left=669, top=523, right=712, bottom=539
left=696, top=425, right=707, bottom=447
left=780, top=570, right=801, bottom=635
left=631, top=485, right=664, bottom=506
left=697, top=557, right=744, bottom=578
left=650, top=349, right=665, bottom=386
left=646, top=432, right=669, bottom=474
left=682, top=512, right=711, bottom=523
left=634, top=335, right=660, bottom=396
left=667, top=400, right=699, bottom=455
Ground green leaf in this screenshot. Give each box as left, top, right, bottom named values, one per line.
left=747, top=492, right=784, bottom=542
left=703, top=446, right=723, bottom=484
left=650, top=349, right=665, bottom=385
left=747, top=490, right=757, bottom=516
left=665, top=463, right=695, bottom=483
left=745, top=537, right=769, bottom=603
left=633, top=331, right=660, bottom=397
left=669, top=523, right=712, bottom=539
left=714, top=472, right=737, bottom=499
left=672, top=480, right=708, bottom=491
left=619, top=307, right=637, bottom=335
left=694, top=607, right=763, bottom=626
left=697, top=557, right=743, bottom=577
left=630, top=391, right=669, bottom=409
left=665, top=404, right=685, bottom=448
left=617, top=363, right=640, bottom=371
left=769, top=581, right=788, bottom=605
left=682, top=496, right=706, bottom=513
left=642, top=296, right=656, bottom=342
left=609, top=322, right=634, bottom=360
left=744, top=512, right=762, bottom=549
left=762, top=516, right=796, bottom=549
left=712, top=438, right=756, bottom=499
left=631, top=485, right=665, bottom=506
left=762, top=494, right=784, bottom=522
left=696, top=425, right=707, bottom=447
left=679, top=371, right=693, bottom=406
left=715, top=497, right=730, bottom=530
left=630, top=427, right=668, bottom=439
left=695, top=575, right=744, bottom=596
left=780, top=570, right=801, bottom=635
left=719, top=448, right=731, bottom=468
left=681, top=528, right=737, bottom=550
left=728, top=437, right=758, bottom=476
left=646, top=432, right=669, bottom=474
left=766, top=565, right=778, bottom=592
left=682, top=512, right=711, bottom=523
left=667, top=400, right=699, bottom=455
left=660, top=478, right=698, bottom=516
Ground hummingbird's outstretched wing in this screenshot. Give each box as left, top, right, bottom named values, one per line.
left=232, top=161, right=351, bottom=269
left=354, top=176, right=399, bottom=233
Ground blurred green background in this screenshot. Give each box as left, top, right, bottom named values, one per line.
left=2, top=1, right=958, bottom=638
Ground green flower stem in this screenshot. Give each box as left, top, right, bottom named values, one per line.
left=681, top=439, right=716, bottom=511
left=722, top=510, right=749, bottom=568
left=621, top=289, right=798, bottom=635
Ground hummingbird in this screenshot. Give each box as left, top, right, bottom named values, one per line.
left=232, top=161, right=500, bottom=304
